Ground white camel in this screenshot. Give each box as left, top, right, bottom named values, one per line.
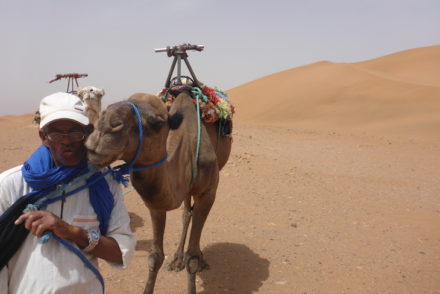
left=77, top=86, right=105, bottom=125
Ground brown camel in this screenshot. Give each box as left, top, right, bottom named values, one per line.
left=85, top=91, right=232, bottom=294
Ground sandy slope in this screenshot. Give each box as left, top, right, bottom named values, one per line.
left=355, top=45, right=440, bottom=87
left=228, top=45, right=440, bottom=141
left=0, top=45, right=439, bottom=293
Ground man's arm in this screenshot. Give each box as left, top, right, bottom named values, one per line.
left=15, top=210, right=123, bottom=264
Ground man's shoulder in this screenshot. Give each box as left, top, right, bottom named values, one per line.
left=0, top=165, right=26, bottom=210
left=102, top=171, right=123, bottom=195
left=0, top=165, right=24, bottom=185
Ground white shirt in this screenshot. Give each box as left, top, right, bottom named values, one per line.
left=0, top=165, right=136, bottom=294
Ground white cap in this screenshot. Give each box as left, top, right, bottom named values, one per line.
left=39, top=92, right=89, bottom=128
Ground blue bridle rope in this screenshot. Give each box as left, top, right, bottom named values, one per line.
left=29, top=101, right=167, bottom=293
left=108, top=102, right=168, bottom=185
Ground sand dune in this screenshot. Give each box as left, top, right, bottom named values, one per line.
left=355, top=45, right=440, bottom=87
left=228, top=45, right=440, bottom=141
left=3, top=45, right=439, bottom=140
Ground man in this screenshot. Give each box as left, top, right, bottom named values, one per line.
left=0, top=92, right=136, bottom=293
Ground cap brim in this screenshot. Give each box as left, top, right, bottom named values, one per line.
left=40, top=110, right=89, bottom=128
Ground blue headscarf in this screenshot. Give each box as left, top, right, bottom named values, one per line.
left=22, top=145, right=114, bottom=235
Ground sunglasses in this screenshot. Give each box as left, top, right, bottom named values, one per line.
left=46, top=131, right=86, bottom=142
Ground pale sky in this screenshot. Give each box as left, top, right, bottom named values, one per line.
left=1, top=0, right=439, bottom=115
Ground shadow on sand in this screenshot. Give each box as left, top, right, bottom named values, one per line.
left=129, top=212, right=144, bottom=232
left=198, top=242, right=270, bottom=294
left=129, top=212, right=153, bottom=252
left=135, top=239, right=153, bottom=252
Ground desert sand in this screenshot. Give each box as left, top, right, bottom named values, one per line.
left=1, top=45, right=439, bottom=293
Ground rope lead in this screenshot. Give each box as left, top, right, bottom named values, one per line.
left=191, top=87, right=203, bottom=183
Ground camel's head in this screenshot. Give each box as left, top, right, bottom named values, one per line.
left=77, top=86, right=105, bottom=112
left=86, top=93, right=182, bottom=166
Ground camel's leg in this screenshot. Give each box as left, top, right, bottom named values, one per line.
left=167, top=198, right=192, bottom=272
left=185, top=190, right=216, bottom=294
left=143, top=209, right=166, bottom=294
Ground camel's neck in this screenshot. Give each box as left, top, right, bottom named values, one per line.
left=130, top=148, right=193, bottom=210
left=131, top=92, right=197, bottom=210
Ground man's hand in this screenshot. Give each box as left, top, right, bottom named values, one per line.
left=15, top=210, right=73, bottom=239
left=14, top=210, right=123, bottom=264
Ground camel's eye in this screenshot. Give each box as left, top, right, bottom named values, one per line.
left=110, top=120, right=124, bottom=132
left=148, top=117, right=165, bottom=132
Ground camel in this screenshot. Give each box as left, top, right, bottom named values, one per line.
left=32, top=110, right=41, bottom=125
left=77, top=86, right=105, bottom=126
left=85, top=90, right=232, bottom=294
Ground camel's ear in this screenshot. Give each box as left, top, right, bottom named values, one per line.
left=168, top=111, right=183, bottom=130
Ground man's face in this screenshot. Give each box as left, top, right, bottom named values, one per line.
left=39, top=120, right=90, bottom=166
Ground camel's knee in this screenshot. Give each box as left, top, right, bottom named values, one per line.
left=148, top=252, right=165, bottom=272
